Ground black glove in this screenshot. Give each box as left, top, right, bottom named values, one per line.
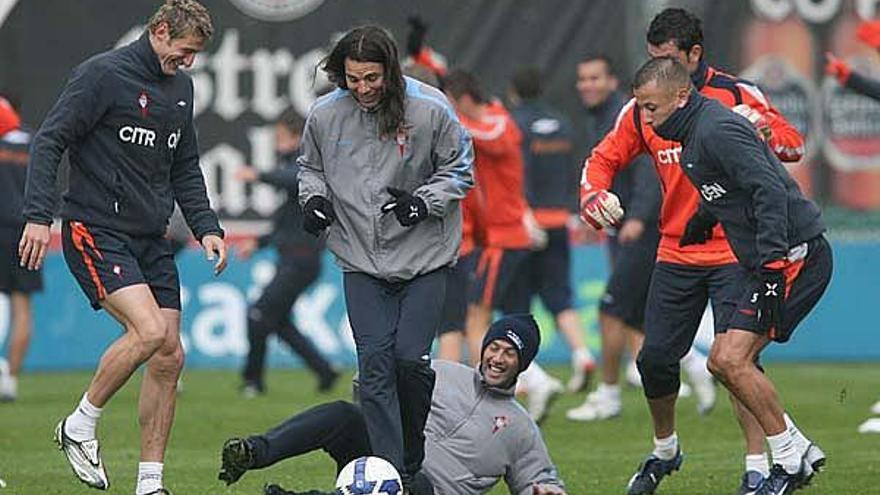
left=679, top=205, right=718, bottom=247
left=756, top=266, right=786, bottom=340
left=381, top=187, right=428, bottom=227
left=302, top=196, right=335, bottom=236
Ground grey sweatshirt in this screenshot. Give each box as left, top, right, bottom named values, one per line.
left=298, top=77, right=474, bottom=282
left=423, top=360, right=565, bottom=495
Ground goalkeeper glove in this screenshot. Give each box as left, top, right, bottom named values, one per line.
left=580, top=190, right=624, bottom=230
left=825, top=52, right=852, bottom=85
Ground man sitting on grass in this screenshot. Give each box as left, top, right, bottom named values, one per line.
left=218, top=314, right=566, bottom=495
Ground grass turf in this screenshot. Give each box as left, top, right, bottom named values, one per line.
left=0, top=363, right=877, bottom=494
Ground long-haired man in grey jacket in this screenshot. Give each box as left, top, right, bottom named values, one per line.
left=295, top=25, right=474, bottom=489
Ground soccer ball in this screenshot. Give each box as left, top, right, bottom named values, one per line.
left=335, top=456, right=402, bottom=495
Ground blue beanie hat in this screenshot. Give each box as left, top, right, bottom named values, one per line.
left=481, top=314, right=541, bottom=372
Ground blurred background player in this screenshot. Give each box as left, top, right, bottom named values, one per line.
left=444, top=68, right=562, bottom=423
left=298, top=25, right=474, bottom=490
left=564, top=55, right=667, bottom=422
left=507, top=67, right=597, bottom=393
left=580, top=8, right=810, bottom=495
left=826, top=20, right=880, bottom=102
left=0, top=95, right=41, bottom=403
left=218, top=314, right=567, bottom=495
left=234, top=107, right=338, bottom=398
left=18, top=2, right=226, bottom=493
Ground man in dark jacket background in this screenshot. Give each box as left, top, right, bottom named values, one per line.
left=234, top=107, right=337, bottom=398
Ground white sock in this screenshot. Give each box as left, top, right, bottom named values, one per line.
left=0, top=374, right=17, bottom=395
left=596, top=382, right=621, bottom=401
left=572, top=347, right=595, bottom=366
left=681, top=348, right=709, bottom=379
left=652, top=432, right=679, bottom=461
left=783, top=413, right=810, bottom=455
left=65, top=392, right=102, bottom=442
left=745, top=453, right=770, bottom=477
left=135, top=462, right=163, bottom=495
left=767, top=430, right=801, bottom=474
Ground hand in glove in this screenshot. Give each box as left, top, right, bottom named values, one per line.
left=302, top=196, right=335, bottom=236
left=679, top=205, right=718, bottom=247
left=756, top=262, right=787, bottom=340
left=381, top=187, right=429, bottom=227
left=580, top=190, right=624, bottom=230
left=825, top=52, right=852, bottom=86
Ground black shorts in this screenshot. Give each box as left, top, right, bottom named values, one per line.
left=61, top=220, right=180, bottom=311
left=510, top=227, right=573, bottom=315
left=0, top=225, right=43, bottom=294
left=438, top=252, right=476, bottom=335
left=467, top=247, right=530, bottom=311
left=642, top=262, right=745, bottom=359
left=724, top=235, right=833, bottom=341
left=600, top=229, right=659, bottom=329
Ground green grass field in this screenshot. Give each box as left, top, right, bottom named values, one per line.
left=1, top=364, right=878, bottom=494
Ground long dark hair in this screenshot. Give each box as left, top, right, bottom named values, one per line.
left=321, top=25, right=406, bottom=137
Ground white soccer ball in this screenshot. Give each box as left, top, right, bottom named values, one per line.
left=335, top=456, right=402, bottom=495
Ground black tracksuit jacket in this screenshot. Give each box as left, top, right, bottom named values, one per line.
left=256, top=151, right=321, bottom=253
left=654, top=91, right=824, bottom=270
left=23, top=32, right=222, bottom=240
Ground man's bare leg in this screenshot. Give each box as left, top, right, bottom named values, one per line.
left=84, top=285, right=169, bottom=408
left=437, top=330, right=463, bottom=362
left=130, top=309, right=184, bottom=495
left=56, top=285, right=168, bottom=490
left=7, top=292, right=32, bottom=376
left=599, top=312, right=628, bottom=385
left=555, top=308, right=595, bottom=392
left=731, top=391, right=771, bottom=479
left=1, top=292, right=33, bottom=400
left=465, top=303, right=491, bottom=366
left=708, top=330, right=803, bottom=474
left=566, top=311, right=629, bottom=421
left=138, top=309, right=184, bottom=461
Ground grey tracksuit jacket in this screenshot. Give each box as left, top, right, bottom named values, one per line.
left=298, top=77, right=474, bottom=282
left=423, top=360, right=565, bottom=495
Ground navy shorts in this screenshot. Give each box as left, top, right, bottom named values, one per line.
left=642, top=262, right=745, bottom=360
left=599, top=228, right=659, bottom=329
left=0, top=226, right=43, bottom=294
left=724, top=235, right=832, bottom=342
left=467, top=247, right=530, bottom=311
left=61, top=220, right=180, bottom=310
left=508, top=227, right=573, bottom=315
left=439, top=252, right=476, bottom=335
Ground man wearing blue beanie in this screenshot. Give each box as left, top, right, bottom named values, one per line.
left=219, top=314, right=567, bottom=495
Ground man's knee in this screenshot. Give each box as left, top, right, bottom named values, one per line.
left=707, top=347, right=748, bottom=383
left=129, top=312, right=168, bottom=355
left=637, top=347, right=680, bottom=399
left=150, top=330, right=185, bottom=376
